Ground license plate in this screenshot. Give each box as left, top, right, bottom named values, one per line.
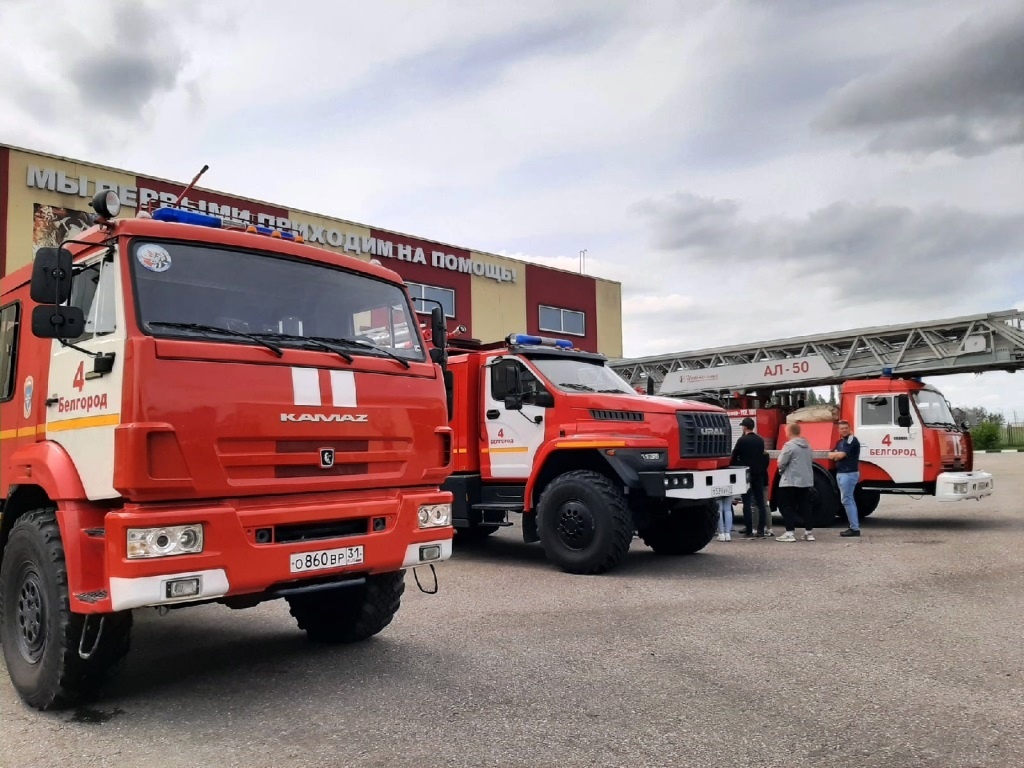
left=289, top=546, right=364, bottom=574
left=711, top=486, right=733, bottom=497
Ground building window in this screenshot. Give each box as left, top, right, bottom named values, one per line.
left=539, top=305, right=585, bottom=337
left=0, top=302, right=21, bottom=402
left=406, top=281, right=455, bottom=318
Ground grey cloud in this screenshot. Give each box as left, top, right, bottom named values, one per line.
left=633, top=192, right=1024, bottom=304
left=66, top=3, right=186, bottom=118
left=815, top=6, right=1024, bottom=156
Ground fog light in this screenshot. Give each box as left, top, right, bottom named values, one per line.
left=417, top=504, right=451, bottom=529
left=164, top=576, right=201, bottom=600
left=127, top=524, right=204, bottom=559
left=419, top=545, right=442, bottom=562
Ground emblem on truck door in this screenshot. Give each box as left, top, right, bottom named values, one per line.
left=319, top=448, right=336, bottom=469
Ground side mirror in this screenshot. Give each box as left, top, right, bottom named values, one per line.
left=646, top=377, right=655, bottom=396
left=30, top=247, right=74, bottom=304
left=896, top=394, right=912, bottom=427
left=504, top=395, right=522, bottom=411
left=504, top=365, right=519, bottom=395
left=534, top=390, right=555, bottom=408
left=32, top=304, right=85, bottom=339
left=430, top=306, right=447, bottom=350
left=897, top=415, right=913, bottom=428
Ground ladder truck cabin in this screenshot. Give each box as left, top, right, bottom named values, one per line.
left=440, top=333, right=748, bottom=575
left=610, top=312, right=1024, bottom=527
left=0, top=188, right=455, bottom=710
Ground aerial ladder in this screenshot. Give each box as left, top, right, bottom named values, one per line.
left=608, top=311, right=1024, bottom=526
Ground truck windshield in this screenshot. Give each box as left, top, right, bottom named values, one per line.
left=913, top=389, right=957, bottom=427
left=130, top=240, right=424, bottom=361
left=528, top=356, right=635, bottom=394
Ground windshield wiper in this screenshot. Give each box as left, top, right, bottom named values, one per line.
left=559, top=383, right=595, bottom=391
left=309, top=336, right=410, bottom=369
left=252, top=332, right=353, bottom=363
left=598, top=388, right=629, bottom=394
left=147, top=321, right=283, bottom=357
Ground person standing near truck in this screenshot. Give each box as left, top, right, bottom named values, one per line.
left=830, top=420, right=862, bottom=537
left=775, top=422, right=815, bottom=542
left=732, top=417, right=771, bottom=537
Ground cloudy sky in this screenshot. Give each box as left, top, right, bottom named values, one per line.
left=1, top=0, right=1021, bottom=416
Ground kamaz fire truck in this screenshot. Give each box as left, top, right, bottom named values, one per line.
left=611, top=312, right=1024, bottom=527
left=0, top=189, right=454, bottom=710
left=440, top=333, right=748, bottom=574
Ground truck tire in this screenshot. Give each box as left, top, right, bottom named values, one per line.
left=639, top=500, right=719, bottom=555
left=0, top=508, right=132, bottom=711
left=810, top=470, right=841, bottom=528
left=537, top=470, right=633, bottom=575
left=287, top=571, right=405, bottom=643
left=854, top=487, right=881, bottom=518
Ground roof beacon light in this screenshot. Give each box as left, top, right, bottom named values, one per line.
left=153, top=207, right=223, bottom=228
left=508, top=333, right=574, bottom=350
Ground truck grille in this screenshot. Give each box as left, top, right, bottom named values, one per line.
left=678, top=411, right=732, bottom=458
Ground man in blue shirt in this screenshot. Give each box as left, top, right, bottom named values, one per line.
left=829, top=420, right=862, bottom=537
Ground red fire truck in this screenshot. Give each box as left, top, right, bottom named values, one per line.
left=726, top=375, right=994, bottom=527
left=0, top=190, right=454, bottom=709
left=440, top=334, right=748, bottom=574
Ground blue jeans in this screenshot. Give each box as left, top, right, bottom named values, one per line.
left=837, top=471, right=860, bottom=531
left=742, top=481, right=769, bottom=532
left=717, top=497, right=734, bottom=533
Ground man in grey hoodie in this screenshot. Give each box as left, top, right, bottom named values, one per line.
left=775, top=422, right=815, bottom=542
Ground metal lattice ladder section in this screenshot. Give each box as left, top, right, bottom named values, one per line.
left=609, top=310, right=1024, bottom=397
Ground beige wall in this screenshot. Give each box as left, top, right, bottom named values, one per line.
left=5, top=149, right=136, bottom=275
left=469, top=250, right=527, bottom=342
left=595, top=278, right=622, bottom=358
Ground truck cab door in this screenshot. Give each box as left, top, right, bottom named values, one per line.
left=44, top=248, right=126, bottom=500
left=481, top=357, right=547, bottom=480
left=855, top=393, right=923, bottom=484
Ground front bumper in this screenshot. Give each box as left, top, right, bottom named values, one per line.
left=638, top=467, right=749, bottom=501
left=94, top=487, right=453, bottom=612
left=934, top=471, right=994, bottom=502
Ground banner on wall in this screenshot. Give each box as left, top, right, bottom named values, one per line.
left=32, top=203, right=93, bottom=255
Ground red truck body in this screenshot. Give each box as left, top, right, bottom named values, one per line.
left=0, top=196, right=454, bottom=709
left=440, top=334, right=748, bottom=573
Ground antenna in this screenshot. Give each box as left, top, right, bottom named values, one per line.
left=173, top=164, right=210, bottom=208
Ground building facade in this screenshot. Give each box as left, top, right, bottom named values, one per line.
left=0, top=145, right=622, bottom=356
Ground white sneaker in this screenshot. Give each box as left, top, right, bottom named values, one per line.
left=802, top=532, right=815, bottom=541
left=764, top=528, right=774, bottom=537
left=776, top=532, right=797, bottom=542
left=725, top=532, right=732, bottom=541
left=717, top=533, right=726, bottom=542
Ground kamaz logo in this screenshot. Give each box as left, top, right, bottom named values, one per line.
left=699, top=427, right=725, bottom=436
left=280, top=413, right=369, bottom=423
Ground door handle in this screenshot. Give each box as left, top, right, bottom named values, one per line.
left=486, top=409, right=500, bottom=419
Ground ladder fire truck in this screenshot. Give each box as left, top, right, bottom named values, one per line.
left=439, top=333, right=748, bottom=575
left=0, top=189, right=455, bottom=710
left=610, top=311, right=1024, bottom=527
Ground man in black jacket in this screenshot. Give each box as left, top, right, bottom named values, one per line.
left=731, top=417, right=771, bottom=537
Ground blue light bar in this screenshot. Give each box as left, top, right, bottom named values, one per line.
left=508, top=333, right=574, bottom=349
left=152, top=207, right=223, bottom=228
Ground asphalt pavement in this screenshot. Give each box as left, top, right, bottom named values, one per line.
left=2, top=453, right=1021, bottom=768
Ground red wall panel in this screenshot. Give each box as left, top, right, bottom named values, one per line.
left=525, top=264, right=598, bottom=352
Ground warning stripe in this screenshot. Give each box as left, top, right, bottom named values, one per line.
left=0, top=414, right=119, bottom=440
left=0, top=425, right=45, bottom=440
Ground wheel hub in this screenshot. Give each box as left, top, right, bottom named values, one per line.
left=15, top=567, right=47, bottom=663
left=555, top=501, right=596, bottom=551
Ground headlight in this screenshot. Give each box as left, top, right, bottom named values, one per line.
left=127, top=524, right=204, bottom=559
left=953, top=482, right=968, bottom=494
left=418, top=504, right=452, bottom=528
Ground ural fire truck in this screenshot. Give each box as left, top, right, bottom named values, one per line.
left=611, top=312, right=1024, bottom=527
left=440, top=333, right=748, bottom=574
left=0, top=190, right=454, bottom=710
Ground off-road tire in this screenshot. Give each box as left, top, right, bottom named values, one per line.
left=853, top=487, right=881, bottom=518
left=287, top=571, right=405, bottom=643
left=0, top=508, right=132, bottom=711
left=536, top=470, right=633, bottom=575
left=810, top=470, right=842, bottom=528
left=639, top=500, right=719, bottom=555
